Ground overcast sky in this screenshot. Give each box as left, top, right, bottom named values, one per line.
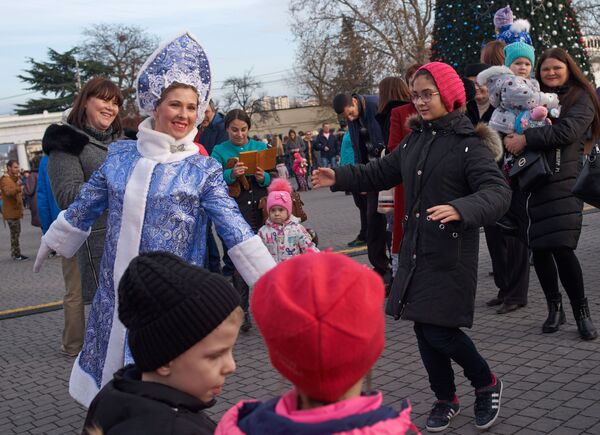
left=0, top=0, right=297, bottom=115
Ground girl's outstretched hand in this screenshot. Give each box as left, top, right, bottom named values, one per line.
left=311, top=168, right=336, bottom=188
left=427, top=205, right=462, bottom=223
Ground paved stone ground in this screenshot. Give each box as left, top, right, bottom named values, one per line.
left=1, top=188, right=600, bottom=434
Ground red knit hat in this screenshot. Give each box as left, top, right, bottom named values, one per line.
left=417, top=62, right=466, bottom=112
left=251, top=251, right=385, bottom=403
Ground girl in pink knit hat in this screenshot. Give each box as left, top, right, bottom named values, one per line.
left=257, top=178, right=318, bottom=263
left=313, top=62, right=510, bottom=432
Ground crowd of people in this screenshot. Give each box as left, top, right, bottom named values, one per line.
left=2, top=5, right=600, bottom=432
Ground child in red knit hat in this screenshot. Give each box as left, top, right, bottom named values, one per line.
left=257, top=178, right=318, bottom=263
left=215, top=251, right=417, bottom=434
left=313, top=61, right=511, bottom=432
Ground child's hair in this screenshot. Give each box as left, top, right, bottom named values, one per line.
left=480, top=41, right=506, bottom=66
left=251, top=251, right=385, bottom=403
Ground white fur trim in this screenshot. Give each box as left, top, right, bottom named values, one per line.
left=477, top=65, right=512, bottom=86
left=228, top=235, right=277, bottom=286
left=510, top=19, right=531, bottom=33
left=136, top=117, right=199, bottom=163
left=43, top=211, right=91, bottom=258
left=100, top=157, right=157, bottom=389
left=69, top=355, right=98, bottom=408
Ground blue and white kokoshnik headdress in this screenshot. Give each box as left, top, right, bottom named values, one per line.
left=136, top=31, right=211, bottom=120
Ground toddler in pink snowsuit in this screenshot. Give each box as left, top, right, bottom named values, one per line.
left=258, top=178, right=317, bottom=263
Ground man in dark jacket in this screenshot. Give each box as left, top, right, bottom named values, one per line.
left=84, top=253, right=243, bottom=435
left=464, top=64, right=495, bottom=126
left=196, top=100, right=228, bottom=155
left=315, top=122, right=339, bottom=168
left=194, top=100, right=228, bottom=273
left=333, top=93, right=390, bottom=280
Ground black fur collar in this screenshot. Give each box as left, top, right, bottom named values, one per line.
left=42, top=124, right=89, bottom=156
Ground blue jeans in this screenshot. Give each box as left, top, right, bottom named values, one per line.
left=321, top=156, right=337, bottom=168
left=414, top=322, right=492, bottom=401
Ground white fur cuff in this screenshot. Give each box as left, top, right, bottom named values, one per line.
left=228, top=235, right=276, bottom=286
left=43, top=211, right=91, bottom=258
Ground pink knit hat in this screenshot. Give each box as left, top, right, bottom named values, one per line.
left=266, top=178, right=293, bottom=215
left=417, top=62, right=466, bottom=112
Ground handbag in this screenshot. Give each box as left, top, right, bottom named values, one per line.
left=508, top=149, right=554, bottom=191
left=573, top=145, right=600, bottom=208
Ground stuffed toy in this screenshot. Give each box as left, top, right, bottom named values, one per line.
left=225, top=157, right=250, bottom=198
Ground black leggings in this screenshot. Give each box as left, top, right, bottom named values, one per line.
left=532, top=248, right=585, bottom=302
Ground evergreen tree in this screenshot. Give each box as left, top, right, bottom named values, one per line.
left=16, top=48, right=109, bottom=115
left=333, top=16, right=376, bottom=94
left=430, top=0, right=593, bottom=81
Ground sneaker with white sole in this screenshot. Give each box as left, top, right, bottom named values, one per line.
left=426, top=400, right=460, bottom=432
left=474, top=377, right=503, bottom=430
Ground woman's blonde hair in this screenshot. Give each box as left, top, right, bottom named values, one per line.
left=272, top=135, right=284, bottom=157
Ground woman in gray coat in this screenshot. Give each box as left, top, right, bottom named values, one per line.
left=42, top=77, right=124, bottom=303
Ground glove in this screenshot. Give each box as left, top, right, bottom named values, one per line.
left=33, top=238, right=52, bottom=273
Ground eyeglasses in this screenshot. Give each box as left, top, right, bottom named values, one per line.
left=411, top=91, right=440, bottom=103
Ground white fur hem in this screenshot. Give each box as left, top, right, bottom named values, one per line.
left=69, top=355, right=99, bottom=408
left=43, top=211, right=91, bottom=258
left=228, top=235, right=276, bottom=286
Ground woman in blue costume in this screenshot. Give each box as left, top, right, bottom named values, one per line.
left=33, top=32, right=276, bottom=407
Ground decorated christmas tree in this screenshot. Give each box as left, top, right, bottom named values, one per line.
left=430, top=0, right=594, bottom=82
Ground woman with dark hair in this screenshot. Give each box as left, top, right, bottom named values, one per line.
left=212, top=108, right=273, bottom=330
left=376, top=76, right=411, bottom=144
left=42, top=77, right=124, bottom=306
left=35, top=33, right=275, bottom=406
left=504, top=47, right=600, bottom=340
left=480, top=40, right=506, bottom=66
left=386, top=64, right=422, bottom=276
left=284, top=129, right=305, bottom=185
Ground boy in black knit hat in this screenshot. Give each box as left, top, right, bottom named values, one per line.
left=83, top=252, right=244, bottom=435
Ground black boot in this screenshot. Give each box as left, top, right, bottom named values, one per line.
left=542, top=296, right=566, bottom=333
left=571, top=298, right=598, bottom=340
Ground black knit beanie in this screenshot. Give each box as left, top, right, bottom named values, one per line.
left=118, top=252, right=240, bottom=372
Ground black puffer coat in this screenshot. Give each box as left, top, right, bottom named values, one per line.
left=523, top=87, right=596, bottom=250
left=84, top=365, right=216, bottom=434
left=333, top=111, right=511, bottom=328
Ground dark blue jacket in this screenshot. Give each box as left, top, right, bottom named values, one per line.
left=235, top=397, right=402, bottom=435
left=199, top=112, right=228, bottom=155
left=348, top=94, right=385, bottom=164
left=314, top=130, right=339, bottom=158
left=37, top=155, right=61, bottom=234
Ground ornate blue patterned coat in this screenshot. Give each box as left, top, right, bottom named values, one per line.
left=39, top=118, right=276, bottom=407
